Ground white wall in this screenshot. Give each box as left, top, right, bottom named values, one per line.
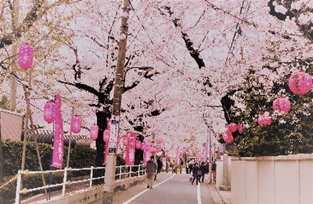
left=216, top=154, right=232, bottom=189
left=231, top=154, right=313, bottom=204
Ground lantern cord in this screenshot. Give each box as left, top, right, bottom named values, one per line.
left=66, top=107, right=74, bottom=169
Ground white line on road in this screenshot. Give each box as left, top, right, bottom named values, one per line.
left=197, top=183, right=202, bottom=204
left=123, top=174, right=176, bottom=204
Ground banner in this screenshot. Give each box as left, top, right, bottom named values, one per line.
left=162, top=158, right=166, bottom=170
left=126, top=131, right=136, bottom=165
left=52, top=94, right=64, bottom=169
left=144, top=150, right=151, bottom=165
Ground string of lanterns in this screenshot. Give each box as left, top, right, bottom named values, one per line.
left=223, top=70, right=313, bottom=144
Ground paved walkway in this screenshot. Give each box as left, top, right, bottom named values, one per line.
left=208, top=183, right=231, bottom=204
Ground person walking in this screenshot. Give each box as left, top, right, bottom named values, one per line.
left=191, top=163, right=201, bottom=185
left=200, top=162, right=207, bottom=183
left=154, top=157, right=162, bottom=181
left=189, top=162, right=194, bottom=175
left=186, top=161, right=189, bottom=174
left=145, top=156, right=157, bottom=189
left=157, top=157, right=163, bottom=173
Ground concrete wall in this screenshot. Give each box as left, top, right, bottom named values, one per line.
left=231, top=154, right=313, bottom=204
left=216, top=154, right=232, bottom=189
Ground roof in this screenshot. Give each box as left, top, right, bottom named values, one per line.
left=0, top=109, right=23, bottom=141
left=0, top=108, right=24, bottom=117
left=25, top=129, right=93, bottom=148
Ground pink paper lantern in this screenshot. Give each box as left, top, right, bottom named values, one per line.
left=18, top=43, right=34, bottom=69
left=222, top=132, right=234, bottom=143
left=226, top=129, right=232, bottom=137
left=238, top=124, right=244, bottom=133
left=258, top=115, right=265, bottom=126
left=265, top=116, right=272, bottom=125
left=222, top=132, right=230, bottom=143
left=157, top=146, right=162, bottom=153
left=135, top=140, right=141, bottom=149
left=273, top=96, right=291, bottom=114
left=288, top=70, right=312, bottom=96
left=145, top=144, right=151, bottom=152
left=43, top=101, right=55, bottom=123
left=152, top=146, right=157, bottom=153
left=228, top=123, right=238, bottom=133
left=145, top=139, right=151, bottom=145
left=123, top=136, right=129, bottom=146
left=103, top=130, right=110, bottom=142
left=228, top=134, right=234, bottom=142
left=89, top=124, right=98, bottom=140
left=71, top=115, right=82, bottom=134
left=141, top=142, right=146, bottom=150
left=258, top=114, right=271, bottom=126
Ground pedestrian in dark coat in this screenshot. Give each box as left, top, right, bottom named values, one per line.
left=189, top=163, right=194, bottom=175
left=145, top=156, right=157, bottom=189
left=157, top=157, right=163, bottom=173
left=200, top=162, right=207, bottom=183
left=191, top=163, right=201, bottom=185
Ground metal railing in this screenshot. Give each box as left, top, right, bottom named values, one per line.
left=15, top=164, right=146, bottom=204
left=115, top=165, right=146, bottom=180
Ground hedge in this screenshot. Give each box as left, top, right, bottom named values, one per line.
left=0, top=139, right=125, bottom=202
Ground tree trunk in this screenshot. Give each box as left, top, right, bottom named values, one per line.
left=94, top=111, right=109, bottom=184
left=0, top=125, right=3, bottom=183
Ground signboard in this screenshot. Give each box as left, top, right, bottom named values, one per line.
left=143, top=151, right=151, bottom=165
left=126, top=131, right=137, bottom=165
left=162, top=158, right=166, bottom=170
left=108, top=115, right=119, bottom=153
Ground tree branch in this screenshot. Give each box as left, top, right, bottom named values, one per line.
left=58, top=80, right=99, bottom=96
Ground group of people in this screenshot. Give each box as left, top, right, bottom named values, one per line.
left=187, top=161, right=209, bottom=185
left=145, top=157, right=210, bottom=189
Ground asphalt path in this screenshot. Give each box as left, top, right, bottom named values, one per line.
left=113, top=173, right=214, bottom=204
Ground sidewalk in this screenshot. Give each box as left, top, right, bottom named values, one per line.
left=208, top=183, right=231, bottom=204
left=204, top=174, right=232, bottom=204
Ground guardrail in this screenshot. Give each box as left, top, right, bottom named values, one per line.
left=15, top=164, right=146, bottom=204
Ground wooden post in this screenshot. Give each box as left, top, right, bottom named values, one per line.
left=104, top=0, right=130, bottom=194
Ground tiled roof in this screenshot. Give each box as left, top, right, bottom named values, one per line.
left=0, top=107, right=92, bottom=148
left=26, top=129, right=93, bottom=147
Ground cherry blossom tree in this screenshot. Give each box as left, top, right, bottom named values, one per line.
left=1, top=0, right=313, bottom=170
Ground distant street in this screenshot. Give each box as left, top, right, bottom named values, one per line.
left=113, top=173, right=214, bottom=204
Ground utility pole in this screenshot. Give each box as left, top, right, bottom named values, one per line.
left=208, top=128, right=212, bottom=184
left=104, top=0, right=130, bottom=198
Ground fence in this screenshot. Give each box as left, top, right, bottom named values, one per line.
left=15, top=164, right=146, bottom=204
